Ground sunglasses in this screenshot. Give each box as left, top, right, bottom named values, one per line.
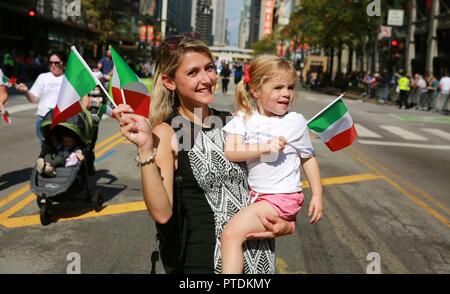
left=49, top=61, right=63, bottom=66
left=165, top=32, right=201, bottom=50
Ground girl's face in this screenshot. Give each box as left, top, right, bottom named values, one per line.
left=171, top=52, right=216, bottom=107
left=253, top=74, right=295, bottom=117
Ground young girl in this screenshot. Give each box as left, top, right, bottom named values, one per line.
left=221, top=55, right=324, bottom=274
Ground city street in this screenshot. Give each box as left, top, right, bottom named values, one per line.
left=1, top=84, right=449, bottom=274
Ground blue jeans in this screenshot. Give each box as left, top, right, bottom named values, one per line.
left=35, top=115, right=45, bottom=146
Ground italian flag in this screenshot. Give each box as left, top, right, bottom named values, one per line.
left=51, top=50, right=97, bottom=128
left=0, top=70, right=16, bottom=87
left=307, top=94, right=357, bottom=152
left=109, top=46, right=150, bottom=117
left=2, top=110, right=11, bottom=126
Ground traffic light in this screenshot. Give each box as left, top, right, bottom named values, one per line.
left=28, top=9, right=36, bottom=17
left=391, top=39, right=398, bottom=47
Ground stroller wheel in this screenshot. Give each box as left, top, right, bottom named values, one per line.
left=92, top=191, right=104, bottom=212
left=36, top=195, right=43, bottom=208
left=40, top=204, right=52, bottom=226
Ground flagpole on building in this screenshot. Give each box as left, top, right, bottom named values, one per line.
left=306, top=93, right=345, bottom=124
left=70, top=46, right=118, bottom=108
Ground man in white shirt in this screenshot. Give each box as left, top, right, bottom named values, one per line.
left=15, top=52, right=65, bottom=144
left=437, top=73, right=450, bottom=112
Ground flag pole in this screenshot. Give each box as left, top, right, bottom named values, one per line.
left=70, top=46, right=118, bottom=108
left=306, top=93, right=345, bottom=125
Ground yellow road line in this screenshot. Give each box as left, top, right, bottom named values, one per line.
left=302, top=173, right=383, bottom=188
left=0, top=193, right=35, bottom=221
left=95, top=138, right=125, bottom=158
left=346, top=149, right=450, bottom=227
left=0, top=201, right=147, bottom=228
left=351, top=148, right=450, bottom=216
left=0, top=184, right=29, bottom=209
left=94, top=131, right=122, bottom=152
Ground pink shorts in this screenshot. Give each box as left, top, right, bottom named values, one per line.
left=249, top=189, right=305, bottom=221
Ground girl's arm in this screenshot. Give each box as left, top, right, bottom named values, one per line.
left=224, top=133, right=287, bottom=162
left=301, top=156, right=324, bottom=224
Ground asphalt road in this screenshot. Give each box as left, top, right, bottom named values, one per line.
left=1, top=84, right=449, bottom=274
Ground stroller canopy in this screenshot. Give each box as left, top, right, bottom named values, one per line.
left=41, top=108, right=94, bottom=147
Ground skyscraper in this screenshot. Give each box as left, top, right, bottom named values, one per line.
left=212, top=0, right=227, bottom=46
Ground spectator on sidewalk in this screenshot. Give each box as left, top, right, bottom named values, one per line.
left=416, top=74, right=427, bottom=110
left=220, top=63, right=231, bottom=94
left=97, top=50, right=114, bottom=84
left=397, top=71, right=411, bottom=109
left=436, top=72, right=450, bottom=113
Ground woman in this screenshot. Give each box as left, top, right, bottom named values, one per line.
left=15, top=51, right=66, bottom=144
left=114, top=35, right=294, bottom=274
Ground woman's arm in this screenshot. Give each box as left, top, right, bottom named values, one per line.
left=301, top=156, right=324, bottom=224
left=15, top=83, right=39, bottom=103
left=224, top=134, right=287, bottom=162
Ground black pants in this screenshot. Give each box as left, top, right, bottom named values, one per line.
left=398, top=90, right=410, bottom=108
left=222, top=79, right=229, bottom=93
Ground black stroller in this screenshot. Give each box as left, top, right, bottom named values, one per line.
left=30, top=106, right=104, bottom=226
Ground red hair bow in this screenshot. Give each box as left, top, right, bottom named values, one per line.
left=243, top=64, right=251, bottom=84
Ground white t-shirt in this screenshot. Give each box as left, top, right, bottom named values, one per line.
left=223, top=110, right=314, bottom=194
left=29, top=72, right=63, bottom=116
left=439, top=76, right=450, bottom=95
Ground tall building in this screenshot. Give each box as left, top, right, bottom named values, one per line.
left=191, top=0, right=214, bottom=45
left=212, top=0, right=227, bottom=46
left=248, top=0, right=262, bottom=47
left=166, top=0, right=193, bottom=35
left=238, top=0, right=251, bottom=49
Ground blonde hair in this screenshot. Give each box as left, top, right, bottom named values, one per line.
left=235, top=55, right=299, bottom=118
left=149, top=37, right=214, bottom=126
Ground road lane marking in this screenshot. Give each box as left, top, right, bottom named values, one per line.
left=350, top=148, right=450, bottom=217
left=346, top=149, right=450, bottom=227
left=0, top=201, right=147, bottom=228
left=276, top=257, right=306, bottom=274
left=302, top=173, right=382, bottom=188
left=354, top=123, right=382, bottom=138
left=95, top=150, right=116, bottom=164
left=0, top=173, right=382, bottom=228
left=420, top=128, right=450, bottom=141
left=0, top=184, right=29, bottom=209
left=358, top=140, right=450, bottom=150
left=380, top=125, right=428, bottom=141
left=0, top=132, right=123, bottom=210
left=7, top=104, right=38, bottom=114
left=0, top=193, right=35, bottom=221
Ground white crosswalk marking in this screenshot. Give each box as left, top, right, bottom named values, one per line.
left=355, top=123, right=382, bottom=138
left=380, top=125, right=428, bottom=141
left=420, top=128, right=450, bottom=141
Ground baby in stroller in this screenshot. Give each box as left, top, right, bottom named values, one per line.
left=36, top=126, right=85, bottom=177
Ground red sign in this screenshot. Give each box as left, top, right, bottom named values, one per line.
left=138, top=25, right=155, bottom=42
left=263, top=0, right=274, bottom=38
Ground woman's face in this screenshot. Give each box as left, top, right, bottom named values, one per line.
left=172, top=52, right=216, bottom=107
left=49, top=54, right=65, bottom=77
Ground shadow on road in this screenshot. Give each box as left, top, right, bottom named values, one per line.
left=0, top=167, right=33, bottom=191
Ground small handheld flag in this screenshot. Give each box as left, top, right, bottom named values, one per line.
left=2, top=110, right=11, bottom=126
left=307, top=94, right=357, bottom=152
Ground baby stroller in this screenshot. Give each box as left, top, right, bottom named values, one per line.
left=30, top=108, right=104, bottom=226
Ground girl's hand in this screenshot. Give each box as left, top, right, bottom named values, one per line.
left=308, top=194, right=324, bottom=224
left=113, top=104, right=153, bottom=150
left=246, top=212, right=294, bottom=239
left=262, top=136, right=287, bottom=154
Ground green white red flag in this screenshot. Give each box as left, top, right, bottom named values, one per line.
left=0, top=70, right=16, bottom=87
left=2, top=110, right=11, bottom=126
left=109, top=46, right=150, bottom=117
left=51, top=49, right=97, bottom=128
left=307, top=94, right=357, bottom=152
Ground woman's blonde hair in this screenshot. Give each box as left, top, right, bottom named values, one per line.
left=149, top=37, right=214, bottom=126
left=235, top=55, right=299, bottom=118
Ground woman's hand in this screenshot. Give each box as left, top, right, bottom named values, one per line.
left=15, top=83, right=29, bottom=93
left=113, top=104, right=153, bottom=151
left=246, top=212, right=294, bottom=239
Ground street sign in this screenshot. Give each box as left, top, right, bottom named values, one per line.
left=387, top=9, right=404, bottom=26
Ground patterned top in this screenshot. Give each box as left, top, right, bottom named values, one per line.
left=169, top=109, right=275, bottom=274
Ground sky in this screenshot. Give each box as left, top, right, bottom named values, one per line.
left=226, top=0, right=244, bottom=47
